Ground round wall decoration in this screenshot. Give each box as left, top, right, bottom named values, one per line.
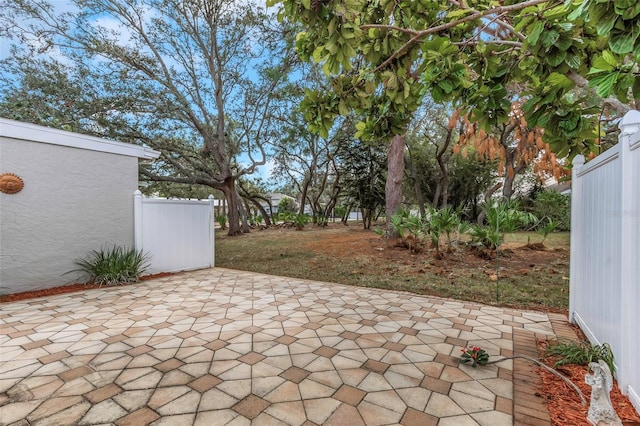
left=0, top=173, right=24, bottom=194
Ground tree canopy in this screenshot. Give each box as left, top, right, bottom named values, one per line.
left=270, top=0, right=639, bottom=159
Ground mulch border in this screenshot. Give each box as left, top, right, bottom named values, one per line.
left=512, top=312, right=582, bottom=426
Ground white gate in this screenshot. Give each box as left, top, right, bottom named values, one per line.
left=134, top=190, right=215, bottom=274
left=570, top=110, right=640, bottom=412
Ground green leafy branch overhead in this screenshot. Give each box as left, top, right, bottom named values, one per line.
left=271, top=0, right=640, bottom=159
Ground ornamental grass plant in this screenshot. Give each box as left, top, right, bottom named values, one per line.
left=70, top=246, right=150, bottom=287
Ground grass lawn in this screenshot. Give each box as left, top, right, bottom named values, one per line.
left=215, top=224, right=570, bottom=312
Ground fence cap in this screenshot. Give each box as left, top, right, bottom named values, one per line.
left=619, top=110, right=640, bottom=134
left=573, top=154, right=585, bottom=167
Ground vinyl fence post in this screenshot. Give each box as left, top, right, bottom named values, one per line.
left=617, top=110, right=640, bottom=397
left=209, top=194, right=215, bottom=267
left=134, top=190, right=143, bottom=252
left=568, top=154, right=584, bottom=325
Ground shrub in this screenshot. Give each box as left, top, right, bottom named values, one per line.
left=334, top=205, right=348, bottom=220
left=390, top=209, right=427, bottom=252
left=471, top=201, right=538, bottom=249
left=469, top=224, right=501, bottom=250
left=215, top=214, right=227, bottom=230
left=293, top=213, right=311, bottom=230
left=315, top=214, right=328, bottom=227
left=535, top=218, right=557, bottom=245
left=249, top=215, right=263, bottom=227
left=277, top=197, right=297, bottom=215
left=427, top=206, right=461, bottom=251
left=545, top=339, right=616, bottom=374
left=530, top=190, right=570, bottom=231
left=276, top=211, right=294, bottom=223
left=70, top=246, right=150, bottom=287
left=391, top=207, right=469, bottom=255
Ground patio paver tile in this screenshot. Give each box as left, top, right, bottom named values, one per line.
left=0, top=267, right=559, bottom=425
left=333, top=384, right=366, bottom=406
left=232, top=394, right=270, bottom=419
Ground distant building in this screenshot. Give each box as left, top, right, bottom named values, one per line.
left=263, top=193, right=296, bottom=215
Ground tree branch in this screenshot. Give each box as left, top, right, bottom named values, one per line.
left=361, top=0, right=551, bottom=40
left=567, top=72, right=632, bottom=115
left=363, top=0, right=551, bottom=72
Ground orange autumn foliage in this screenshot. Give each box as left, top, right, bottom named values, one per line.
left=454, top=103, right=571, bottom=183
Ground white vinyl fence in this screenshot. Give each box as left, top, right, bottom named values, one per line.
left=134, top=190, right=215, bottom=274
left=570, top=110, right=640, bottom=413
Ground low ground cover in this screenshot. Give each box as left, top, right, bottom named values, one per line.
left=216, top=223, right=570, bottom=312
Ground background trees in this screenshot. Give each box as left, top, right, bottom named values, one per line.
left=1, top=0, right=295, bottom=235
left=3, top=0, right=637, bottom=233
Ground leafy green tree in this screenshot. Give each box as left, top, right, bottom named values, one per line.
left=339, top=138, right=387, bottom=229
left=529, top=190, right=571, bottom=231
left=271, top=0, right=434, bottom=232
left=1, top=0, right=295, bottom=236
left=271, top=0, right=638, bottom=164
left=269, top=68, right=351, bottom=224
left=277, top=197, right=297, bottom=215
left=447, top=155, right=498, bottom=221
left=404, top=106, right=497, bottom=221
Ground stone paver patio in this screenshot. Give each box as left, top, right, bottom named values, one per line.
left=0, top=268, right=565, bottom=425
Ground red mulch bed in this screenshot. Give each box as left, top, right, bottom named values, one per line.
left=537, top=340, right=640, bottom=425
left=0, top=272, right=174, bottom=303
left=0, top=283, right=105, bottom=303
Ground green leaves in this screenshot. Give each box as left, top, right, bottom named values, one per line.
left=578, top=0, right=640, bottom=59
left=589, top=71, right=620, bottom=98
left=528, top=21, right=545, bottom=45
left=596, top=13, right=617, bottom=36
left=300, top=89, right=339, bottom=139
left=278, top=0, right=640, bottom=161
left=69, top=246, right=150, bottom=286
left=609, top=30, right=637, bottom=54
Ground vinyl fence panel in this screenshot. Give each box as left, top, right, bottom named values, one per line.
left=134, top=191, right=215, bottom=274
left=569, top=110, right=640, bottom=413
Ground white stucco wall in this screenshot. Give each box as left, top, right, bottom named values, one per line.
left=0, top=120, right=158, bottom=294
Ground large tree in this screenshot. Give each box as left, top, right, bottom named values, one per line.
left=339, top=137, right=387, bottom=230
left=272, top=0, right=430, bottom=232
left=404, top=107, right=498, bottom=220
left=271, top=0, right=638, bottom=165
left=268, top=68, right=350, bottom=224
left=1, top=0, right=295, bottom=235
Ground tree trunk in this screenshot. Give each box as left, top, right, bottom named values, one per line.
left=502, top=174, right=515, bottom=200
left=441, top=173, right=449, bottom=208
left=247, top=199, right=272, bottom=227
left=432, top=183, right=442, bottom=209
left=406, top=152, right=426, bottom=217
left=477, top=182, right=503, bottom=225
left=385, top=134, right=405, bottom=234
left=435, top=128, right=453, bottom=208
left=235, top=189, right=251, bottom=233
left=362, top=209, right=372, bottom=229
left=223, top=179, right=242, bottom=236
left=342, top=203, right=353, bottom=224
left=501, top=149, right=526, bottom=200
left=298, top=175, right=311, bottom=216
